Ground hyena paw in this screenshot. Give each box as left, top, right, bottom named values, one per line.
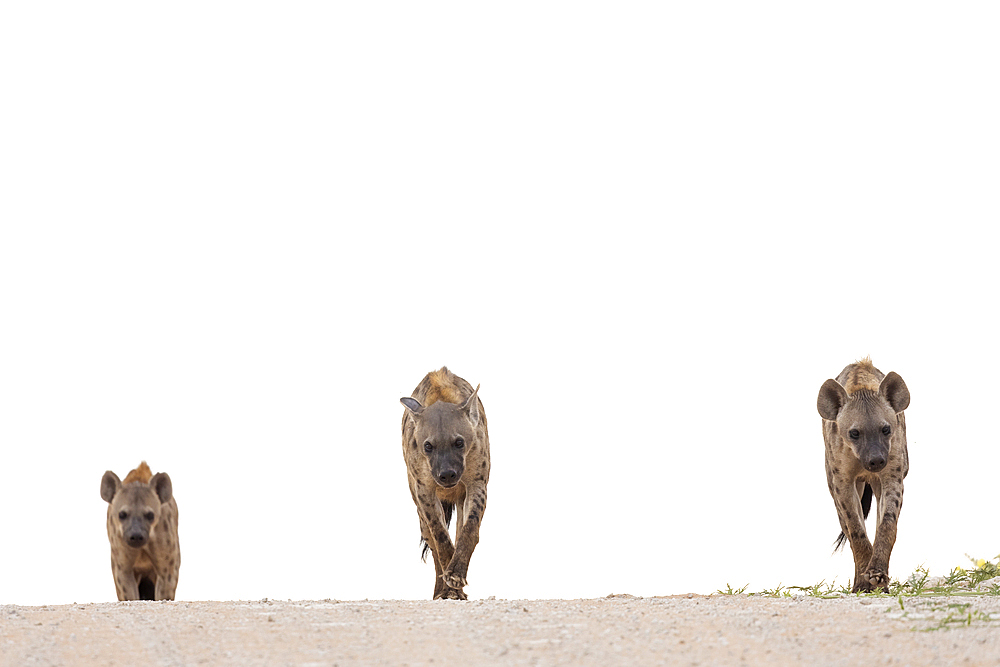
left=441, top=570, right=467, bottom=590
left=435, top=588, right=468, bottom=601
left=852, top=579, right=874, bottom=593
left=863, top=568, right=889, bottom=590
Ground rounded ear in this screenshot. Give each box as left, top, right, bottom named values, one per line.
left=879, top=371, right=910, bottom=413
left=460, top=384, right=481, bottom=427
left=817, top=379, right=848, bottom=421
left=101, top=471, right=121, bottom=503
left=149, top=472, right=173, bottom=504
left=400, top=397, right=424, bottom=415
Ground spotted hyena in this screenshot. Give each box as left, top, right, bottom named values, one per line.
left=100, top=461, right=180, bottom=601
left=400, top=367, right=490, bottom=600
left=817, top=358, right=910, bottom=592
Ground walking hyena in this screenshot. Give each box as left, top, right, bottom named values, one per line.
left=817, top=358, right=910, bottom=592
left=100, top=461, right=181, bottom=601
left=400, top=367, right=490, bottom=600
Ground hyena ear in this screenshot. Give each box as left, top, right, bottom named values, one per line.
left=879, top=372, right=910, bottom=413
left=101, top=471, right=121, bottom=504
left=817, top=379, right=848, bottom=421
left=460, top=384, right=481, bottom=427
left=149, top=472, right=173, bottom=505
left=400, top=397, right=424, bottom=416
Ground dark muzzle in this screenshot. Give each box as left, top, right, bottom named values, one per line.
left=437, top=469, right=460, bottom=487
left=127, top=531, right=148, bottom=548
left=864, top=453, right=887, bottom=472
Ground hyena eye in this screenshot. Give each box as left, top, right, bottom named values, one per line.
left=118, top=511, right=128, bottom=520
left=848, top=429, right=860, bottom=440
left=454, top=438, right=464, bottom=449
left=144, top=512, right=155, bottom=521
left=882, top=425, right=891, bottom=436
left=423, top=441, right=433, bottom=453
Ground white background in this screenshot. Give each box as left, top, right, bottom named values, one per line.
left=1, top=2, right=997, bottom=606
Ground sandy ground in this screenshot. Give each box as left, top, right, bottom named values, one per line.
left=2, top=594, right=999, bottom=666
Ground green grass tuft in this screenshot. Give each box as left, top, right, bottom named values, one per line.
left=716, top=583, right=749, bottom=595
left=733, top=553, right=1000, bottom=600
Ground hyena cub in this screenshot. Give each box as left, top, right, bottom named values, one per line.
left=100, top=461, right=180, bottom=601
left=400, top=367, right=490, bottom=600
left=817, top=358, right=910, bottom=592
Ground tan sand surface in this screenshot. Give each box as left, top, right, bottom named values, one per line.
left=3, top=594, right=999, bottom=666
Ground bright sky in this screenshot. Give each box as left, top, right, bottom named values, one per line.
left=1, top=2, right=997, bottom=606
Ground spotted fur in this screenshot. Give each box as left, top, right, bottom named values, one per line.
left=400, top=367, right=490, bottom=600
left=817, top=360, right=910, bottom=593
left=100, top=461, right=181, bottom=601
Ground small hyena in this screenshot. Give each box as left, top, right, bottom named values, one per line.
left=817, top=358, right=910, bottom=592
left=400, top=367, right=490, bottom=600
left=100, top=461, right=180, bottom=601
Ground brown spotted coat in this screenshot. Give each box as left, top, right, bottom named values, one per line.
left=400, top=367, right=490, bottom=600
left=100, top=461, right=181, bottom=601
left=817, top=358, right=910, bottom=592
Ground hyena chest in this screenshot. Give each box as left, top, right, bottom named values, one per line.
left=436, top=482, right=466, bottom=505
left=132, top=550, right=156, bottom=576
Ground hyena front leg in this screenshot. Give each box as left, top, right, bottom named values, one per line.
left=419, top=516, right=445, bottom=598
left=154, top=576, right=175, bottom=602
left=153, top=560, right=179, bottom=601
left=111, top=559, right=140, bottom=601
left=442, top=482, right=487, bottom=592
left=418, top=515, right=463, bottom=600
left=453, top=501, right=465, bottom=540
left=415, top=490, right=464, bottom=600
left=833, top=477, right=874, bottom=593
left=864, top=479, right=904, bottom=590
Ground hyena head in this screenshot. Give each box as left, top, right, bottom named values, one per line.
left=400, top=385, right=481, bottom=488
left=101, top=471, right=173, bottom=548
left=817, top=372, right=910, bottom=472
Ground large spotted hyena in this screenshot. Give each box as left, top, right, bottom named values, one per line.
left=817, top=358, right=910, bottom=592
left=100, top=461, right=180, bottom=601
left=400, top=367, right=490, bottom=600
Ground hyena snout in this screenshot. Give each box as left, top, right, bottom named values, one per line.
left=859, top=444, right=889, bottom=472
left=124, top=518, right=151, bottom=547
left=438, top=468, right=460, bottom=486
left=864, top=453, right=888, bottom=472
left=432, top=459, right=464, bottom=488
left=126, top=530, right=149, bottom=548
left=434, top=466, right=462, bottom=489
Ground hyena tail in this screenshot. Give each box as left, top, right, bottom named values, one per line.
left=420, top=502, right=455, bottom=562
left=833, top=484, right=873, bottom=551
